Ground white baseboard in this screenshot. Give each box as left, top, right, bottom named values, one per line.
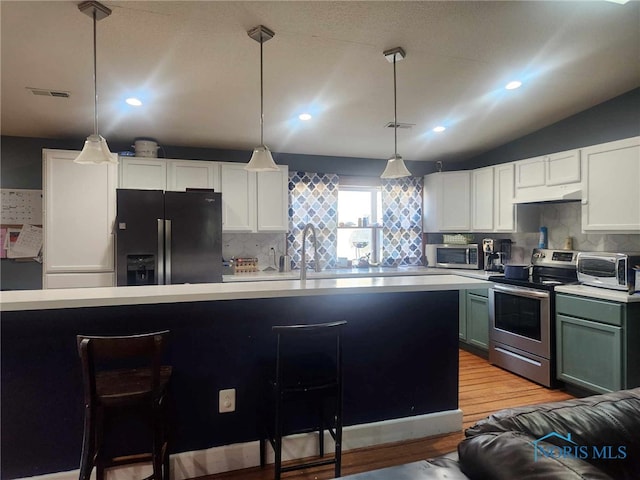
left=18, top=409, right=462, bottom=480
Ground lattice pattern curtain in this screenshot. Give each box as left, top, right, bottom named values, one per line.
left=288, top=171, right=339, bottom=270
left=381, top=177, right=423, bottom=266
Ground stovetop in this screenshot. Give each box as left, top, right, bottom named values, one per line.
left=489, top=248, right=580, bottom=291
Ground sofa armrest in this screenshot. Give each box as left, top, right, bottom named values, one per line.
left=464, top=388, right=640, bottom=479
left=458, top=431, right=614, bottom=480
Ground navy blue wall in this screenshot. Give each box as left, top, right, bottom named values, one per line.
left=1, top=291, right=458, bottom=478
left=460, top=87, right=640, bottom=170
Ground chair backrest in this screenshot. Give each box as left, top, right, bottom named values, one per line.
left=272, top=321, right=346, bottom=389
left=77, top=330, right=169, bottom=405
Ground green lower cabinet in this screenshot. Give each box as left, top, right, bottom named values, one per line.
left=459, top=289, right=489, bottom=351
left=556, top=293, right=640, bottom=394
left=556, top=313, right=622, bottom=393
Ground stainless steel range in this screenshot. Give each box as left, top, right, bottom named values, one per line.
left=488, top=248, right=579, bottom=387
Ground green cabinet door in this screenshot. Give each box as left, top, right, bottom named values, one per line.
left=556, top=313, right=622, bottom=393
left=466, top=291, right=489, bottom=350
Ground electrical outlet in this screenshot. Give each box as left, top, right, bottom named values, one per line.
left=219, top=388, right=236, bottom=413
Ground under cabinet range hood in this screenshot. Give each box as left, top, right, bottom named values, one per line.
left=513, top=186, right=582, bottom=204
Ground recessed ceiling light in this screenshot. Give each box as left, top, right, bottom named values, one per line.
left=433, top=126, right=446, bottom=133
left=505, top=81, right=522, bottom=90
left=298, top=113, right=312, bottom=121
left=125, top=97, right=142, bottom=106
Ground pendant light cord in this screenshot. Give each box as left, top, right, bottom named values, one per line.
left=393, top=55, right=398, bottom=159
left=260, top=36, right=264, bottom=146
left=92, top=8, right=99, bottom=136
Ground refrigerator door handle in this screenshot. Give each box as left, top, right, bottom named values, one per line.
left=157, top=219, right=165, bottom=285
left=165, top=219, right=172, bottom=284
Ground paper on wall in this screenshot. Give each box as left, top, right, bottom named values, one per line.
left=11, top=224, right=43, bottom=258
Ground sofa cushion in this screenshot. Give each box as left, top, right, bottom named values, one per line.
left=463, top=388, right=640, bottom=479
left=458, top=430, right=614, bottom=480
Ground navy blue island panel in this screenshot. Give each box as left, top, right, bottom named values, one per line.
left=1, top=290, right=459, bottom=478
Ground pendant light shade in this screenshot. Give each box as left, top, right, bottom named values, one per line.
left=246, top=25, right=278, bottom=172
left=75, top=1, right=116, bottom=165
left=381, top=47, right=410, bottom=179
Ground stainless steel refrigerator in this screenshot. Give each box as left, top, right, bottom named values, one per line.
left=116, top=189, right=222, bottom=285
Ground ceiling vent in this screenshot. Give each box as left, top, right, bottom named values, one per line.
left=385, top=122, right=414, bottom=129
left=27, top=87, right=70, bottom=98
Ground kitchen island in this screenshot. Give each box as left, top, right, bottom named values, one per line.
left=1, top=275, right=488, bottom=480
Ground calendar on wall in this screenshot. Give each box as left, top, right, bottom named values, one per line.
left=1, top=189, right=43, bottom=225
left=1, top=189, right=43, bottom=259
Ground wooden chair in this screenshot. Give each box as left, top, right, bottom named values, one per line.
left=260, top=321, right=346, bottom=480
left=77, top=331, right=172, bottom=480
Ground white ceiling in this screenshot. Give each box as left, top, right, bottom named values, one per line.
left=1, top=1, right=639, bottom=164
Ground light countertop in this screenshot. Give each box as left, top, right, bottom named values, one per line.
left=223, top=266, right=498, bottom=282
left=555, top=284, right=640, bottom=303
left=0, top=274, right=491, bottom=312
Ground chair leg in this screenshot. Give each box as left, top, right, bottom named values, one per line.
left=95, top=408, right=106, bottom=480
left=78, top=405, right=95, bottom=480
left=274, top=399, right=282, bottom=480
left=318, top=403, right=325, bottom=457
left=335, top=404, right=343, bottom=477
left=259, top=437, right=266, bottom=467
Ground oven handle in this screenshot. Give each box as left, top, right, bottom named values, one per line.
left=492, top=284, right=550, bottom=299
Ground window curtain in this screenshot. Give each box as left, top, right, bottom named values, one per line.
left=381, top=177, right=423, bottom=266
left=288, top=171, right=339, bottom=270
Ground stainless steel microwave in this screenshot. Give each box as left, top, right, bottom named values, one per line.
left=425, top=243, right=482, bottom=270
left=577, top=252, right=640, bottom=292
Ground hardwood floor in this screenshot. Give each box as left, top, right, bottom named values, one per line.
left=191, top=349, right=574, bottom=480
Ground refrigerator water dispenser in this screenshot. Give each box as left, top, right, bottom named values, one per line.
left=127, top=255, right=155, bottom=285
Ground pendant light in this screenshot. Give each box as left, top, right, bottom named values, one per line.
left=75, top=1, right=116, bottom=165
left=381, top=47, right=411, bottom=179
left=246, top=25, right=279, bottom=171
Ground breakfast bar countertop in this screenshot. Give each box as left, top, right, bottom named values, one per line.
left=0, top=274, right=490, bottom=312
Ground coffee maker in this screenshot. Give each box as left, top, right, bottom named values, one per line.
left=482, top=238, right=511, bottom=272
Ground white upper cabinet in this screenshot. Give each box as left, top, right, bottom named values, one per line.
left=119, top=157, right=166, bottom=190
left=581, top=136, right=640, bottom=233
left=219, top=163, right=289, bottom=233
left=257, top=166, right=290, bottom=232
left=471, top=167, right=494, bottom=231
left=167, top=160, right=221, bottom=192
left=494, top=163, right=515, bottom=231
left=219, top=163, right=257, bottom=232
left=43, top=149, right=117, bottom=288
left=423, top=171, right=471, bottom=232
left=546, top=150, right=581, bottom=186
left=119, top=157, right=220, bottom=192
left=514, top=149, right=581, bottom=203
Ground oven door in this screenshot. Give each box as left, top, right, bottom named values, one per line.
left=489, top=284, right=550, bottom=359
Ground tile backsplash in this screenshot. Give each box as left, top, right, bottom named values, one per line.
left=510, top=202, right=640, bottom=261
left=222, top=233, right=286, bottom=270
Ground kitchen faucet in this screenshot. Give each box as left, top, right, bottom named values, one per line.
left=300, top=223, right=321, bottom=281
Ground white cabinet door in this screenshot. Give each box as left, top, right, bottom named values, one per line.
left=471, top=167, right=494, bottom=231
left=423, top=171, right=471, bottom=232
left=43, top=149, right=116, bottom=287
left=257, top=165, right=289, bottom=232
left=220, top=163, right=257, bottom=232
left=582, top=137, right=640, bottom=232
left=440, top=171, right=471, bottom=231
left=167, top=160, right=221, bottom=192
left=515, top=156, right=545, bottom=189
left=119, top=157, right=166, bottom=189
left=494, top=163, right=515, bottom=231
left=546, top=150, right=581, bottom=186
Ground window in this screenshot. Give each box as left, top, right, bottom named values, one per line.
left=337, top=185, right=383, bottom=265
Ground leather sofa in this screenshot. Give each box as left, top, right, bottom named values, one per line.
left=338, top=387, right=640, bottom=479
